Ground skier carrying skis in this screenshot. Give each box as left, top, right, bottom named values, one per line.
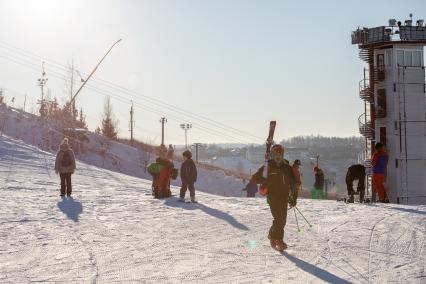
left=311, top=166, right=325, bottom=199
left=371, top=142, right=389, bottom=203
left=242, top=180, right=258, bottom=197
left=179, top=150, right=198, bottom=202
left=54, top=138, right=76, bottom=197
left=345, top=164, right=366, bottom=203
left=251, top=144, right=298, bottom=252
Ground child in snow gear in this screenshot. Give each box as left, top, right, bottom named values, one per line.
left=179, top=150, right=197, bottom=202
left=251, top=144, right=298, bottom=252
left=345, top=164, right=366, bottom=203
left=292, top=159, right=302, bottom=195
left=54, top=138, right=76, bottom=197
left=311, top=166, right=325, bottom=199
left=372, top=142, right=389, bottom=203
left=148, top=144, right=177, bottom=199
left=242, top=180, right=258, bottom=197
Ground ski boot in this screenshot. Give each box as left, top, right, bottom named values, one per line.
left=347, top=195, right=354, bottom=203
left=190, top=197, right=198, bottom=203
left=274, top=239, right=288, bottom=252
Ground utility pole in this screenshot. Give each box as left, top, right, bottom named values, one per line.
left=23, top=94, right=26, bottom=112
left=180, top=123, right=192, bottom=149
left=129, top=101, right=134, bottom=145
left=191, top=142, right=204, bottom=163
left=159, top=117, right=167, bottom=145
left=37, top=62, right=48, bottom=118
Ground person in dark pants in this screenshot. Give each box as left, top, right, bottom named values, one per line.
left=345, top=164, right=366, bottom=203
left=55, top=138, right=76, bottom=197
left=311, top=166, right=325, bottom=199
left=242, top=180, right=258, bottom=197
left=251, top=144, right=297, bottom=252
left=179, top=150, right=197, bottom=202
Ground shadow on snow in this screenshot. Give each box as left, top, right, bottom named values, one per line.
left=164, top=196, right=249, bottom=231
left=57, top=197, right=83, bottom=222
left=283, top=252, right=351, bottom=283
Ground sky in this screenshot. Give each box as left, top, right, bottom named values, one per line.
left=0, top=0, right=425, bottom=145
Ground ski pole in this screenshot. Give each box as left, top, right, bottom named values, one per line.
left=293, top=208, right=301, bottom=233
left=295, top=206, right=313, bottom=228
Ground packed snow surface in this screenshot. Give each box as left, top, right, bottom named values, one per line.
left=1, top=135, right=425, bottom=283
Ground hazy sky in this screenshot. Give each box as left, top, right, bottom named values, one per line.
left=0, top=0, right=425, bottom=145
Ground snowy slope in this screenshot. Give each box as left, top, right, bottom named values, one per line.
left=0, top=105, right=247, bottom=197
left=1, top=135, right=426, bottom=283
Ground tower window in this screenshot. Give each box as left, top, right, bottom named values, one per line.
left=396, top=50, right=423, bottom=67
left=397, top=50, right=404, bottom=66
left=385, top=49, right=392, bottom=67
left=404, top=51, right=413, bottom=67
left=413, top=51, right=422, bottom=67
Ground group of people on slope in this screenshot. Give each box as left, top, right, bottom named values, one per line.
left=147, top=144, right=198, bottom=202
left=52, top=137, right=390, bottom=253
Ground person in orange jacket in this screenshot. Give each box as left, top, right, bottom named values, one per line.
left=371, top=142, right=389, bottom=203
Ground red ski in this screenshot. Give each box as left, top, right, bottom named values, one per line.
left=259, top=121, right=276, bottom=196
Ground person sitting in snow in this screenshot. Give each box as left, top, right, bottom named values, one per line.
left=242, top=180, right=258, bottom=197
left=54, top=138, right=76, bottom=197
left=148, top=144, right=177, bottom=198
left=179, top=150, right=198, bottom=202
left=251, top=144, right=297, bottom=252
left=311, top=166, right=325, bottom=200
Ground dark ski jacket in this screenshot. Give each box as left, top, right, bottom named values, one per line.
left=55, top=143, right=76, bottom=174
left=314, top=170, right=324, bottom=189
left=180, top=158, right=197, bottom=183
left=346, top=164, right=365, bottom=182
left=251, top=159, right=297, bottom=203
left=243, top=181, right=258, bottom=197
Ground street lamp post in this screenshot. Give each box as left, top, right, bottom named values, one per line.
left=180, top=123, right=192, bottom=149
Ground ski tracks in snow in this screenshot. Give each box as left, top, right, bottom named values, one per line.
left=1, top=135, right=426, bottom=283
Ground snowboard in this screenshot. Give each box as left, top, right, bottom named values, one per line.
left=259, top=121, right=276, bottom=196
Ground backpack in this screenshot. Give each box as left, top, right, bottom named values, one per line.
left=61, top=151, right=72, bottom=167
left=148, top=162, right=163, bottom=175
